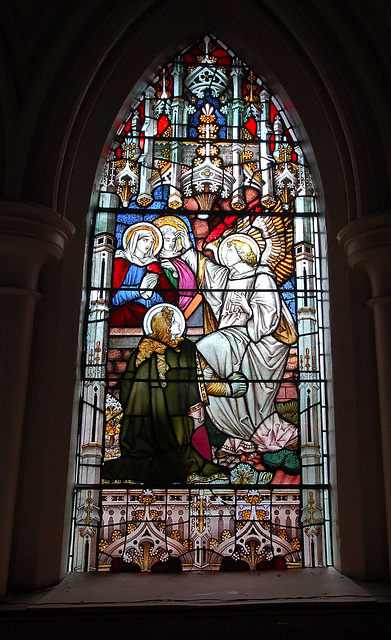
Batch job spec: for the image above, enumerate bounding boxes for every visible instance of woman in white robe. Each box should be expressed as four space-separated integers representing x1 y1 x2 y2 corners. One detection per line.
181 234 298 458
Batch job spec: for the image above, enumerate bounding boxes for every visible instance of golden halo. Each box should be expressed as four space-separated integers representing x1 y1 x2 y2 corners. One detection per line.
153 215 189 234
123 222 162 255
143 303 186 337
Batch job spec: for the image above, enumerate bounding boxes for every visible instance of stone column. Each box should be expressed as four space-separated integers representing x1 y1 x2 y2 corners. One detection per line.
0 201 74 597
338 212 391 577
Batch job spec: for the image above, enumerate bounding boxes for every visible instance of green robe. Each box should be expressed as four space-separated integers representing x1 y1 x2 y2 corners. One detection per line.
101 338 225 485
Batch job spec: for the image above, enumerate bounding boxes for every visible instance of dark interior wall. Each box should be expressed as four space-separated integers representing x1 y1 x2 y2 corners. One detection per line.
1 0 390 594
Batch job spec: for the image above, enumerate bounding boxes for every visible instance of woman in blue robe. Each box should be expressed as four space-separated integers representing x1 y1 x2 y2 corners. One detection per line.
110 222 178 327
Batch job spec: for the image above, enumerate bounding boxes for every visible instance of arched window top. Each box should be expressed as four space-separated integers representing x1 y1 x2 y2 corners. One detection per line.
99 34 315 214
72 34 330 575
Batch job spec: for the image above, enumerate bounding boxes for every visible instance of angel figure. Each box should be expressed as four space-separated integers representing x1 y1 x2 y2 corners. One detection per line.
180 217 299 469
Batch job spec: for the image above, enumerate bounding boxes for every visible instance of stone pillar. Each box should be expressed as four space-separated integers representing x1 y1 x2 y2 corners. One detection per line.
0 201 74 597
338 212 391 577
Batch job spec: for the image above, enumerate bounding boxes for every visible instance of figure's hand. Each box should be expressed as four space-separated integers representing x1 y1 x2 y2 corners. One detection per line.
161 259 178 277
204 241 219 260
231 292 252 316
178 229 192 251
139 272 159 299
227 372 248 398
231 381 248 397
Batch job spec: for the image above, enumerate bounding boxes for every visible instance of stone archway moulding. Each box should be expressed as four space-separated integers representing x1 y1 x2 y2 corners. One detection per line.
339 212 391 577
0 201 74 597
2 1 389 593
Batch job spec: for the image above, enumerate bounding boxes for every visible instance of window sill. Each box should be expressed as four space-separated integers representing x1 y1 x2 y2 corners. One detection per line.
2 567 390 609
2 570 391 640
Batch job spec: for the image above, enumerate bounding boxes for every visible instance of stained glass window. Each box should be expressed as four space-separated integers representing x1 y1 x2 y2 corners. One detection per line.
70 35 331 573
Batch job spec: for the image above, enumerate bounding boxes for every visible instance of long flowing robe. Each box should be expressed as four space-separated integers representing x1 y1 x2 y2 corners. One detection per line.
101 338 226 484
161 257 197 312
182 249 298 453
159 255 203 327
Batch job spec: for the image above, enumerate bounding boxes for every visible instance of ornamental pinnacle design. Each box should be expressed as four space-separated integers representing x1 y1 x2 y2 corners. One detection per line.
100 34 313 213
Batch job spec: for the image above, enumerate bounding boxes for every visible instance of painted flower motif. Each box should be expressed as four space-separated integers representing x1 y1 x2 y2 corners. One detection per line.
230 462 258 485
258 471 273 484
105 417 121 437
209 538 218 550
111 529 122 542
99 539 108 551
278 529 288 540
125 548 138 562
291 537 301 550
244 491 261 506
139 490 156 506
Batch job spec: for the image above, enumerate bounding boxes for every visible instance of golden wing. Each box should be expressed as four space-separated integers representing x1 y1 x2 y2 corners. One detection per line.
206 202 294 286
205 214 266 255
249 201 294 285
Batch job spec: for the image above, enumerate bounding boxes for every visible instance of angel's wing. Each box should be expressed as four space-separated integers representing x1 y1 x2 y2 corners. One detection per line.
204 200 294 285
252 211 294 285
233 203 294 285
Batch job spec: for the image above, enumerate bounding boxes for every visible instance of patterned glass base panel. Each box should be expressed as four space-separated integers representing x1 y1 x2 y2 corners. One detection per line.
69 487 329 572
98 488 301 571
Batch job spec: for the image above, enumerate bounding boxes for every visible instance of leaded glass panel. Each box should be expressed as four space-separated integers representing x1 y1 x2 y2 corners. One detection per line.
70 35 331 573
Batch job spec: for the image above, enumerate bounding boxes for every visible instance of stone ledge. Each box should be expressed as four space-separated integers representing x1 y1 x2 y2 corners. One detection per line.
1 570 391 640
2 567 389 608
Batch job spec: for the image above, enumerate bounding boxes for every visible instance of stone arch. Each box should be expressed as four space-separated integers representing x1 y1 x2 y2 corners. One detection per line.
3 1 389 594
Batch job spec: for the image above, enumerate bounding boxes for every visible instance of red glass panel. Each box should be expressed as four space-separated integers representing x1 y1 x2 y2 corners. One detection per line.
157 114 170 136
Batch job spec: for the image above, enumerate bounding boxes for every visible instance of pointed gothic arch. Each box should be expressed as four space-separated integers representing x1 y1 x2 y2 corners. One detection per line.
4 2 390 599
71 33 333 574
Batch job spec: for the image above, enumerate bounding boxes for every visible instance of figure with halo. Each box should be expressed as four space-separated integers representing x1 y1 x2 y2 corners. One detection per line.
153 215 202 325
180 231 298 466
102 303 247 484
110 222 178 327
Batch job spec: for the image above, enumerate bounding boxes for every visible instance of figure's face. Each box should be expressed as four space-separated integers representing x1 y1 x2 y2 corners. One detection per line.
170 315 181 338
136 233 154 256
163 230 176 253
225 243 241 267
